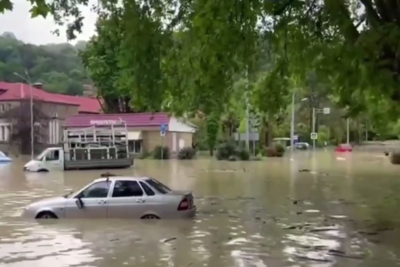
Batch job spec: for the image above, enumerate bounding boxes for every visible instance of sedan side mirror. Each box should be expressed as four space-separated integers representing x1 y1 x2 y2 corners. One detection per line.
75 198 84 209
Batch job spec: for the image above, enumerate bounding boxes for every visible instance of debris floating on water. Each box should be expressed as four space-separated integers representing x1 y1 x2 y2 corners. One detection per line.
328 215 348 220
309 225 340 232
161 237 177 243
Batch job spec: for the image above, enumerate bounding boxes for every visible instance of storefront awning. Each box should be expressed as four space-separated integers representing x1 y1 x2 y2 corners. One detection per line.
128 131 142 140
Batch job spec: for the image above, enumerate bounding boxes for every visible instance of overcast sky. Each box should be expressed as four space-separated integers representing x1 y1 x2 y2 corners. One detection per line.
0 0 97 45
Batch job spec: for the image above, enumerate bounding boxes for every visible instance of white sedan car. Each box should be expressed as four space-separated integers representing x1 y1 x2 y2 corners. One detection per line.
22 176 196 219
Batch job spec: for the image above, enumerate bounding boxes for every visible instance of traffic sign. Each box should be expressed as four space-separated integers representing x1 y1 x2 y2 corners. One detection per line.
310 132 318 140
323 107 330 114
293 135 298 141
160 123 167 136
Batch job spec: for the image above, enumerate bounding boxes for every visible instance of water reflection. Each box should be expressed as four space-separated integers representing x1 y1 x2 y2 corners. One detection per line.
0 152 398 266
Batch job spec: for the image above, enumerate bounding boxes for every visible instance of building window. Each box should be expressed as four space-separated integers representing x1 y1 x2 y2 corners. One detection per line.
0 126 4 141
128 140 142 154
0 124 10 141
0 104 4 113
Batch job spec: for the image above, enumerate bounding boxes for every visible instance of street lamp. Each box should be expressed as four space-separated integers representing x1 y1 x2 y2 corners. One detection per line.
13 71 34 160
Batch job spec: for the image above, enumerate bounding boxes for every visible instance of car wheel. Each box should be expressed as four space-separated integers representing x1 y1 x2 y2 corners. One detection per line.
36 211 58 219
37 169 49 172
141 214 160 220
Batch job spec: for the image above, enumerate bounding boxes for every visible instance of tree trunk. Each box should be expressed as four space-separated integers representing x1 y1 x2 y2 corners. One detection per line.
267 121 273 146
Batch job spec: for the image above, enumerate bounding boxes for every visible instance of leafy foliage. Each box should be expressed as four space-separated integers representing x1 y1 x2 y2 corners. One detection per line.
235 147 250 161
216 142 250 161
11 0 399 143
205 113 220 155
265 144 285 158
152 145 170 160
216 142 237 160
0 33 88 95
177 147 196 160
0 0 87 40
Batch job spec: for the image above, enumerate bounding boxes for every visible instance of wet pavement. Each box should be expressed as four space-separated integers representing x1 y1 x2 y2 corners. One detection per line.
0 150 400 266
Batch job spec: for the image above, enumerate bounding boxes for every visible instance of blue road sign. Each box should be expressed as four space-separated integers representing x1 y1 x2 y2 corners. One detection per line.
160 123 167 136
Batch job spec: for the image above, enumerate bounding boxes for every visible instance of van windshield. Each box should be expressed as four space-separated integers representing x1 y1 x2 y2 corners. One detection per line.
146 178 171 194
36 150 48 161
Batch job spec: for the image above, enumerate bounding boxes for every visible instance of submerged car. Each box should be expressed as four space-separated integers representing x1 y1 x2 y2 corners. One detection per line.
335 143 353 153
22 176 196 219
295 142 310 150
0 151 11 163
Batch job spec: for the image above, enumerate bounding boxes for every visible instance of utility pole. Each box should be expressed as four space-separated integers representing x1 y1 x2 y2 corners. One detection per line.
14 71 34 159
312 107 316 150
245 70 250 151
290 92 295 155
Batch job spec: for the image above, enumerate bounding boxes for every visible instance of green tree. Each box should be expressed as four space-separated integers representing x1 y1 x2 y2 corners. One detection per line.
0 32 87 96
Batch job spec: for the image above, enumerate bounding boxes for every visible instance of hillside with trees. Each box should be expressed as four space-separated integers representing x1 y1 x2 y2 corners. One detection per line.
0 32 89 96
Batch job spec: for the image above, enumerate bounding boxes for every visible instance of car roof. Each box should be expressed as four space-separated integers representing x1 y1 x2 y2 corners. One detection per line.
94 176 152 182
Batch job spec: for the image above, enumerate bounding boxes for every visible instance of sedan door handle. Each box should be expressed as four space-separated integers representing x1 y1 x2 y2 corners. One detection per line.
98 200 107 204
136 199 145 203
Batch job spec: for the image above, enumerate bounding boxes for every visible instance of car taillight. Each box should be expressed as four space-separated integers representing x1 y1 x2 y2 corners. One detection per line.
177 197 189 211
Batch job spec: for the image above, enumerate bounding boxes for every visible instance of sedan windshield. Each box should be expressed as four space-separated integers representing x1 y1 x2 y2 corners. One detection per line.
146 178 171 194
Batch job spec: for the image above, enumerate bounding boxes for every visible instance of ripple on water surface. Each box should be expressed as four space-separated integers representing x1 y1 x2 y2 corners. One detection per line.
0 155 399 267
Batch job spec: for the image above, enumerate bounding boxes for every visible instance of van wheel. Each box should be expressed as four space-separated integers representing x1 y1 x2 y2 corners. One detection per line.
36 211 58 219
37 169 49 172
141 214 160 220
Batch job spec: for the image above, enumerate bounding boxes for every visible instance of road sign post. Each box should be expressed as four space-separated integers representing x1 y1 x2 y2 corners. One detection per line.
310 107 330 150
310 132 318 141
160 123 166 160
249 113 259 155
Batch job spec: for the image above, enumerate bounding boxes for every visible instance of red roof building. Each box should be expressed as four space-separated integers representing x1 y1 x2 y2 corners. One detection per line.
65 113 169 127
0 82 101 113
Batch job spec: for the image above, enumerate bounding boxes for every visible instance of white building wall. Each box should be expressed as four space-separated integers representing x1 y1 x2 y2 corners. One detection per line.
167 117 196 133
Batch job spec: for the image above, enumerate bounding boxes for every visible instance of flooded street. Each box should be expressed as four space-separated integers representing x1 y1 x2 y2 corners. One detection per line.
0 151 400 267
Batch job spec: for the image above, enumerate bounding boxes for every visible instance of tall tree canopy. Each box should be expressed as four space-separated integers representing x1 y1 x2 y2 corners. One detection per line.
0 32 89 95
11 0 398 146
4 0 398 114
79 0 400 114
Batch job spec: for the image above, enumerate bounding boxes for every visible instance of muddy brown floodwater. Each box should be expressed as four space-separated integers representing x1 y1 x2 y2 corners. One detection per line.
0 150 400 267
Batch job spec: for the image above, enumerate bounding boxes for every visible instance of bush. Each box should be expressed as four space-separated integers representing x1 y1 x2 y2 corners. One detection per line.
390 152 400 164
216 142 236 160
265 144 285 157
178 147 197 160
152 146 170 159
275 144 285 156
228 155 237 161
216 142 250 161
137 150 151 159
235 147 250 161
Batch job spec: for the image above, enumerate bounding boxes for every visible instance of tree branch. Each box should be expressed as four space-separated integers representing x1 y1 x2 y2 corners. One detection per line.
323 0 359 42
359 0 382 27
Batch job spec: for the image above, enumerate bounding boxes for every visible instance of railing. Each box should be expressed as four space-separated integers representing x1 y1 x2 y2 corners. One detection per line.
63 123 129 152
